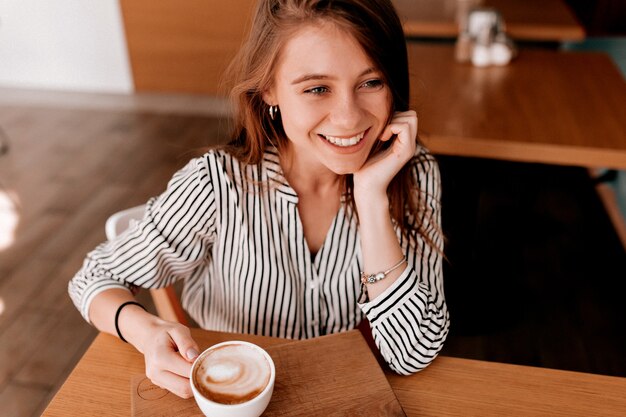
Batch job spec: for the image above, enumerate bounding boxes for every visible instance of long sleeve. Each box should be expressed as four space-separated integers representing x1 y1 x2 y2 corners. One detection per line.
358 150 449 374
68 156 217 323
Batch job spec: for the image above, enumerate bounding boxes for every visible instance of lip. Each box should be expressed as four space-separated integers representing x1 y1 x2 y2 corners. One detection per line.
317 128 371 153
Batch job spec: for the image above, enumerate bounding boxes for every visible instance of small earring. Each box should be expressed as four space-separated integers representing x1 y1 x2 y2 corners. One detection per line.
269 105 279 120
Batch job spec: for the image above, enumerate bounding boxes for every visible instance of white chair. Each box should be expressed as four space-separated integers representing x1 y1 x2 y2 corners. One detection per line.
105 205 188 324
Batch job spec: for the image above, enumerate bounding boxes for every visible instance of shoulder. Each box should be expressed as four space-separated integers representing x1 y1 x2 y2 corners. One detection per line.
195 148 248 180
197 147 274 190
166 149 237 191
201 148 234 169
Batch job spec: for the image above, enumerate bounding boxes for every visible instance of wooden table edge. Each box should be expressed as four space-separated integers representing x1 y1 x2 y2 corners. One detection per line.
424 136 626 170
42 330 626 416
402 22 585 42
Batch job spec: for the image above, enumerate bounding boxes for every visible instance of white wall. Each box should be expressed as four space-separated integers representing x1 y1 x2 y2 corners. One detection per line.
0 0 133 93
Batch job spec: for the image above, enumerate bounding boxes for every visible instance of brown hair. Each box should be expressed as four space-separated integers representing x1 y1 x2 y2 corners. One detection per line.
222 0 435 246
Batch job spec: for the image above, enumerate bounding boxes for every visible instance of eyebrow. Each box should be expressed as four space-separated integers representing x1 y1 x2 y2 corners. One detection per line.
290 67 378 85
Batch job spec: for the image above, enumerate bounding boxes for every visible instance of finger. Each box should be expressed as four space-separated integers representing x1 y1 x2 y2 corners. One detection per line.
390 111 418 137
378 131 393 142
152 370 194 399
169 325 201 362
391 109 417 120
380 122 413 144
379 123 398 142
151 338 194 378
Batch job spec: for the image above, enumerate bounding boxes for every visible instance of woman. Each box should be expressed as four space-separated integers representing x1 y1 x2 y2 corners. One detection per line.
69 0 449 399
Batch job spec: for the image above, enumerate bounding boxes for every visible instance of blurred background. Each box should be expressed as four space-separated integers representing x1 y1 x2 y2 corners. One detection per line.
0 1 625 416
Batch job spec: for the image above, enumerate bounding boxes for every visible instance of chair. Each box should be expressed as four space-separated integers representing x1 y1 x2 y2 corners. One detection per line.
105 205 188 325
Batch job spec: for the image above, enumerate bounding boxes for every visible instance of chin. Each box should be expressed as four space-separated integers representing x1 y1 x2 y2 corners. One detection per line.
326 161 366 175
324 148 373 175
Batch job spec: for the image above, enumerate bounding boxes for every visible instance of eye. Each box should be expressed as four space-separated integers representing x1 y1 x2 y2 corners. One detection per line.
360 79 384 90
304 86 329 95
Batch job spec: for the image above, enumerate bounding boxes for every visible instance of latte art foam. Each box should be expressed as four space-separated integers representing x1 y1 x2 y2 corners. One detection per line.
193 344 271 405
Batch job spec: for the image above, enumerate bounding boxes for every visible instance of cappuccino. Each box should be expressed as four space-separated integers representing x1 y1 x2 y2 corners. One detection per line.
192 343 272 405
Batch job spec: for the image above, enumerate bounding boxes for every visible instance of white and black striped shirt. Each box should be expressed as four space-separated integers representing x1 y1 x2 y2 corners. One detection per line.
69 146 449 374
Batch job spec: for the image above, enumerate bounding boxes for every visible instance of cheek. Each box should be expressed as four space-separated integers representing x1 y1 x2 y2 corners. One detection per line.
365 89 392 119
280 118 318 148
383 93 393 121
368 104 392 136
280 103 325 138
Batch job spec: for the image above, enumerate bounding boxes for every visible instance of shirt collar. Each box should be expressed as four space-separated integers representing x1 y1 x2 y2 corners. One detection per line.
263 148 299 204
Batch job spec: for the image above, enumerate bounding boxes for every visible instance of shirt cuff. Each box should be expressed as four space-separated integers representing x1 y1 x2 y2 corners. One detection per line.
80 280 134 324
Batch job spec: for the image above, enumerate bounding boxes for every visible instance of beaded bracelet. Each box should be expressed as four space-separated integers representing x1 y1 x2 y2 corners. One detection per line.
114 301 146 343
360 257 406 284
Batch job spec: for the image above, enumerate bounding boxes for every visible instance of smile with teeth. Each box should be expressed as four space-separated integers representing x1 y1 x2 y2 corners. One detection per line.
320 131 365 147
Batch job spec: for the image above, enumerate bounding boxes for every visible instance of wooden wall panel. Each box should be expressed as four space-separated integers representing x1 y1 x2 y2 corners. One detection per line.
119 0 255 95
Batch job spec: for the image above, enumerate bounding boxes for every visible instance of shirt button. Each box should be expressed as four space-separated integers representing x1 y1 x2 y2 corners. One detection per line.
309 282 316 290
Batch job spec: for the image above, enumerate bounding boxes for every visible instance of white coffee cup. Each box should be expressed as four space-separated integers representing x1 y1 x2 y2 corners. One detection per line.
190 341 275 417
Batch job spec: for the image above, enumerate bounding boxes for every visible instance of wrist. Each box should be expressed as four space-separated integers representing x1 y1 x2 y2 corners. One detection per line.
117 305 160 352
354 190 389 218
353 177 386 200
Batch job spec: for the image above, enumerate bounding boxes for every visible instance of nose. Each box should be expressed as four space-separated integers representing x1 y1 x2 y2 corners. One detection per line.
328 92 362 131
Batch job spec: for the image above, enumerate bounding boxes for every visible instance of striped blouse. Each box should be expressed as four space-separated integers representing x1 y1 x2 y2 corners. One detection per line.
68 146 449 374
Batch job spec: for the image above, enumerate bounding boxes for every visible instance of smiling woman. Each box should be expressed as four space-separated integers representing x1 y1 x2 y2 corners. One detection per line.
68 0 449 400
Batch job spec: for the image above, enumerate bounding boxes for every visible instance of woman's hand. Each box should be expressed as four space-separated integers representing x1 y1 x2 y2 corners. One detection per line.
87 290 200 399
132 317 200 399
353 110 418 198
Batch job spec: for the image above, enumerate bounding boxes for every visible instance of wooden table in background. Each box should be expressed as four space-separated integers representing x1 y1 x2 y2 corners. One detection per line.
42 329 626 416
394 0 585 41
408 43 626 170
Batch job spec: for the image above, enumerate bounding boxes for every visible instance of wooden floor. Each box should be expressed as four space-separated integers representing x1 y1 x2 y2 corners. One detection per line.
0 97 231 417
0 93 624 417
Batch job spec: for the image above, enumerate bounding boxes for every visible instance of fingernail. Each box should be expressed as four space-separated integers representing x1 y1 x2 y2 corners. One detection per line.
187 348 199 361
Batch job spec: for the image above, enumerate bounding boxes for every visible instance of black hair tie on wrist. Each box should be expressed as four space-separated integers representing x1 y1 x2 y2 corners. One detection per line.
115 301 146 343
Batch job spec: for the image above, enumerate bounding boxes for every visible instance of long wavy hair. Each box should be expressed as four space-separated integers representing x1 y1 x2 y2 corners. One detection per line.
222 0 435 245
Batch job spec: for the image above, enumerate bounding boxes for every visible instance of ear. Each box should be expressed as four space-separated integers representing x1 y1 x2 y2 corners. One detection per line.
262 88 276 106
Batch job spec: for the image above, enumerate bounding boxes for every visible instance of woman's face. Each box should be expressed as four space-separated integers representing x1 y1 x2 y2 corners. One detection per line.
265 23 392 175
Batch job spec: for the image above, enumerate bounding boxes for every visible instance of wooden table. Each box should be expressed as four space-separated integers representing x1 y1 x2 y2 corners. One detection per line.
394 0 585 41
42 329 626 416
408 43 626 170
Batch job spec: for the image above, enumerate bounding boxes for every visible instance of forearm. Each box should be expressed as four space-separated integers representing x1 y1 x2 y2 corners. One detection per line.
357 197 450 373
354 141 449 373
88 288 161 354
355 190 405 300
